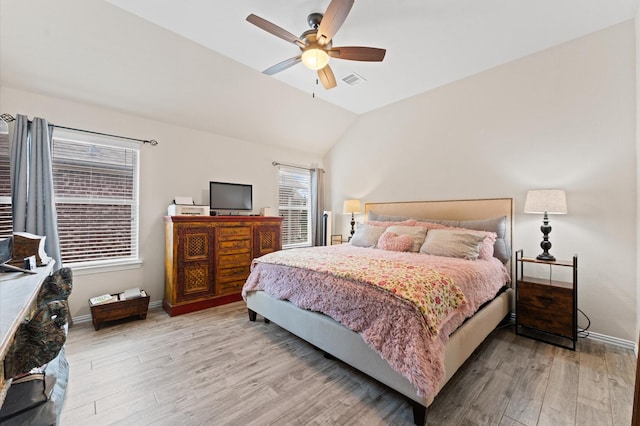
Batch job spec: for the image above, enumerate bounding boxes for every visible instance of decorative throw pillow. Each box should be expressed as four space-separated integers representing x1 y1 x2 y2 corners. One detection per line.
349 223 387 248
427 217 508 263
477 232 497 260
420 229 487 260
413 221 496 259
377 231 414 252
385 225 427 252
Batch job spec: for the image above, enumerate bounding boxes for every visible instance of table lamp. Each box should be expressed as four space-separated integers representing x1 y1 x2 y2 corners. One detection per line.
524 189 567 261
343 199 362 239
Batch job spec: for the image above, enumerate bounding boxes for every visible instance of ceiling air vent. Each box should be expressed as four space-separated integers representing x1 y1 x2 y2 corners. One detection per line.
342 72 366 87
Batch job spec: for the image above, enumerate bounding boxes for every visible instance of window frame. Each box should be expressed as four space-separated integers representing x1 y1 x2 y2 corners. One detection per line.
51 129 141 272
277 166 312 249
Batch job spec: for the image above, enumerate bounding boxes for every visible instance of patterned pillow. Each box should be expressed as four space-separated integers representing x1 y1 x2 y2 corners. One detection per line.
420 229 487 260
377 231 414 252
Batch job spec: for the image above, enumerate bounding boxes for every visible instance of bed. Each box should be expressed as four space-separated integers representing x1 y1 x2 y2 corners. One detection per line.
242 198 514 425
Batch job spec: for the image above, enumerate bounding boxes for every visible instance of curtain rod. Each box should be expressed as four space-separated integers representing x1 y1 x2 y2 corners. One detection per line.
272 161 324 172
0 113 158 146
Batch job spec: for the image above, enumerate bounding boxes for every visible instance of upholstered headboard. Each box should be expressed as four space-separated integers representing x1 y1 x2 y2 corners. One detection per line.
365 198 514 266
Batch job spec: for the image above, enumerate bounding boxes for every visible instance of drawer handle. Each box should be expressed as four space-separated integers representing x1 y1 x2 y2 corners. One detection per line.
537 296 553 306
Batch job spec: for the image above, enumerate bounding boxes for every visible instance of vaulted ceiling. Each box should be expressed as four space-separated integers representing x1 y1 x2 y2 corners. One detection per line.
1 0 636 155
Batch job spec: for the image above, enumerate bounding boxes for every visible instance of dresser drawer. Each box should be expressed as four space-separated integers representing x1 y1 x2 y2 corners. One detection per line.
517 280 573 313
218 252 252 268
517 304 574 337
218 226 251 240
217 239 251 254
217 279 245 295
217 265 250 283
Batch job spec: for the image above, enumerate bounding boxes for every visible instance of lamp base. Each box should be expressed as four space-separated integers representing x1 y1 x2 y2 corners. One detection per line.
350 213 356 237
536 252 556 262
536 212 555 262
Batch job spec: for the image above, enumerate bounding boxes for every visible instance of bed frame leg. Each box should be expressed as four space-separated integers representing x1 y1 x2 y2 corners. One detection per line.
410 401 427 426
248 309 257 322
248 309 271 323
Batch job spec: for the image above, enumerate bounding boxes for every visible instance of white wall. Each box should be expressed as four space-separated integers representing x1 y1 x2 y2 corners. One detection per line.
325 21 637 341
0 86 322 318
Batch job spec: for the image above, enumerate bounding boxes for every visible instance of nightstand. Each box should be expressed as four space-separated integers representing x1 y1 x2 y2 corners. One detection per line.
515 249 578 350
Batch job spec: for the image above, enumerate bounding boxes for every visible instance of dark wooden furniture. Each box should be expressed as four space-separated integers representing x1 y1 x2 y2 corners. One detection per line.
163 215 282 316
515 249 578 350
89 292 150 330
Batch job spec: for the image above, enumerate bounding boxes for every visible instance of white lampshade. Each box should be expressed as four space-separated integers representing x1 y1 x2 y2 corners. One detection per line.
524 189 568 214
343 199 362 214
301 48 330 70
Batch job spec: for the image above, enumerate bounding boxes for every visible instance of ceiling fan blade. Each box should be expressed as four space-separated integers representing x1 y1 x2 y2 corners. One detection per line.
316 0 354 46
328 46 386 62
317 65 337 89
246 14 305 48
263 56 302 75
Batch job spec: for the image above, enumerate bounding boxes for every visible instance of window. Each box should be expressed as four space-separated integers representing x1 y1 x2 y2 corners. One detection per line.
51 129 140 267
0 131 11 237
278 166 311 248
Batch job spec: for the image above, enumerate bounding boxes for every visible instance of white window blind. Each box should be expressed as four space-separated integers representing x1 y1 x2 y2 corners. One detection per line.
278 166 312 248
0 132 11 237
52 129 140 265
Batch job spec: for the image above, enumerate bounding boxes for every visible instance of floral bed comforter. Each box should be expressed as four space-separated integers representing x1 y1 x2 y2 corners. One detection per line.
242 244 510 397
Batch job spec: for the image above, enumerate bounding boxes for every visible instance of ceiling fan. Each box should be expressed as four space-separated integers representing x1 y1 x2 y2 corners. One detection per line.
246 0 386 90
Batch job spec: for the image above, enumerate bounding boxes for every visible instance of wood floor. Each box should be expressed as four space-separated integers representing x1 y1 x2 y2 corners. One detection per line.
60 302 636 426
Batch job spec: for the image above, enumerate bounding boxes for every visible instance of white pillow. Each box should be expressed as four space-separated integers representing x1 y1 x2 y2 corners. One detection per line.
420 229 486 260
385 225 427 252
350 223 387 248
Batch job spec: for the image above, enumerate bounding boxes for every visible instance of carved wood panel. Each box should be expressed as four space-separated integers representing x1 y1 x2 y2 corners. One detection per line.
176 226 215 302
253 224 282 258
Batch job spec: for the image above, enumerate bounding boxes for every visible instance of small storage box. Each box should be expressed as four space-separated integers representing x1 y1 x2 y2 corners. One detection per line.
89 291 149 330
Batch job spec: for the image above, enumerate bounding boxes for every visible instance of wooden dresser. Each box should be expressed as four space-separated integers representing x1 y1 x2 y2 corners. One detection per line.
163 215 282 316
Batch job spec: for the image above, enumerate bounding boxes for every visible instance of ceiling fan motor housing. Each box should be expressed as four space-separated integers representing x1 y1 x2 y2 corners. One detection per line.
307 13 323 29
246 0 384 90
300 30 332 50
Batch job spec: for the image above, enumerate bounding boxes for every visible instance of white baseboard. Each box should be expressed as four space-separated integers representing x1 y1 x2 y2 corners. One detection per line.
72 313 92 324
586 331 635 351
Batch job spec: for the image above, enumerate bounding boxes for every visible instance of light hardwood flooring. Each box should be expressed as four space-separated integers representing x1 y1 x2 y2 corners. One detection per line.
60 302 636 426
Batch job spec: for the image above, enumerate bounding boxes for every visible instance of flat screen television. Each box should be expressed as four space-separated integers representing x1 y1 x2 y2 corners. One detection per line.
209 181 253 212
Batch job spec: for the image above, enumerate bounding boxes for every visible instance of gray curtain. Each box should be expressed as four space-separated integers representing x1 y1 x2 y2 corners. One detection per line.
10 114 62 267
310 168 325 246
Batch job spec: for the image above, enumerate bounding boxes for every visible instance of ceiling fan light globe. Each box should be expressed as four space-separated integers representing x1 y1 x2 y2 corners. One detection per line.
301 48 329 70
